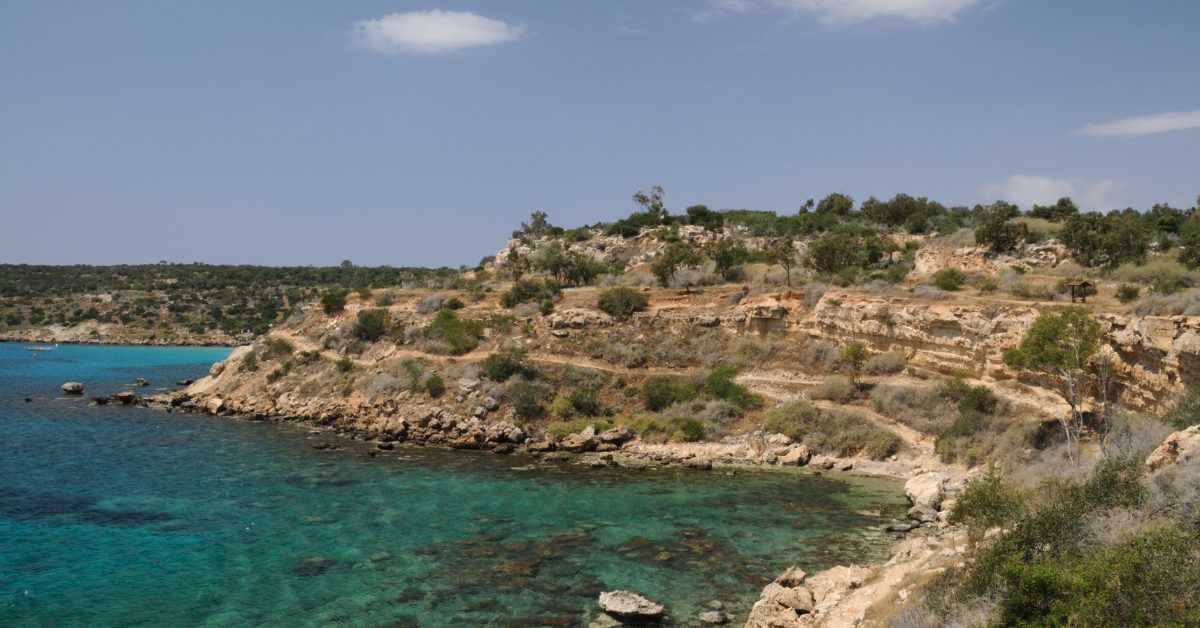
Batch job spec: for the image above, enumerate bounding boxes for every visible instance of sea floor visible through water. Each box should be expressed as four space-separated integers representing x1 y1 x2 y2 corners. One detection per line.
0 343 910 627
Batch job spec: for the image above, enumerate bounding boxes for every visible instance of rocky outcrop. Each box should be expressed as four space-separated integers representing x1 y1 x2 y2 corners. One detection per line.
1146 425 1200 470
799 294 1200 412
904 473 947 522
61 382 84 394
598 590 664 619
914 240 1070 275
561 426 598 452
546 309 614 330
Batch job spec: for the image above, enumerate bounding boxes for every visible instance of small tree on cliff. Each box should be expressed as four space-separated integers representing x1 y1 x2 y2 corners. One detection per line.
1002 306 1101 464
841 341 869 390
652 241 702 288
765 238 799 286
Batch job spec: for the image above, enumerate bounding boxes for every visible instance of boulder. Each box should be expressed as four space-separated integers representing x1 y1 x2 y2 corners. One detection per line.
112 391 138 405
1146 425 1200 470
206 397 226 414
759 583 814 612
176 379 194 386
598 425 634 445
131 378 149 387
908 503 939 523
805 565 871 605
457 377 481 392
779 445 811 466
682 457 712 470
807 455 835 470
773 566 807 588
698 610 727 624
767 434 793 446
209 362 225 377
543 453 570 462
598 590 664 619
561 430 598 453
61 382 84 395
492 443 515 454
482 397 500 411
904 473 948 511
527 439 557 452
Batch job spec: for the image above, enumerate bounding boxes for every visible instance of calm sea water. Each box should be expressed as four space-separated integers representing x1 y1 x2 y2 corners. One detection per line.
0 343 909 627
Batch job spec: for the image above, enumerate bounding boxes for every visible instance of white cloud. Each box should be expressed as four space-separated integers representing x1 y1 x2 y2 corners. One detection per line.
1072 110 1200 137
693 0 757 22
693 0 984 24
982 176 1120 212
352 10 522 55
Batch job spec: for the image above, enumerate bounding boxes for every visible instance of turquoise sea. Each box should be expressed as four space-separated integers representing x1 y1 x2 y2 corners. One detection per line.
0 343 909 627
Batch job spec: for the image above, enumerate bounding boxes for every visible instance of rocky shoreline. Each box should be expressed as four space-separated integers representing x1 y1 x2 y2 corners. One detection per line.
0 331 240 347
89 374 971 628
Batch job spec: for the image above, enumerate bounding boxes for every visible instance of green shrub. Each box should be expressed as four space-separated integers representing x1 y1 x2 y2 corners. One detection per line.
500 279 561 308
957 385 998 415
1115 284 1140 304
933 268 967 291
352 308 390 342
597 287 649 319
939 372 972 401
641 376 698 412
763 401 900 460
1165 383 1200 429
978 278 1000 294
425 374 445 398
670 418 705 442
266 360 293 383
705 365 763 409
262 337 294 359
238 352 259 372
321 291 348 315
539 299 555 316
356 286 372 299
445 298 465 310
422 308 486 355
948 470 1024 531
345 340 366 355
480 346 527 382
335 357 353 372
628 414 670 436
865 430 902 460
507 381 545 419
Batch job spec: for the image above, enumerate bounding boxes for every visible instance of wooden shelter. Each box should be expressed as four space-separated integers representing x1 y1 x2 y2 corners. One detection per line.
1067 280 1092 303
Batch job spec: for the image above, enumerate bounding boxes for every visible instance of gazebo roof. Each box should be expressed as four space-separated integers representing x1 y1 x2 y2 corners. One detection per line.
1066 280 1092 287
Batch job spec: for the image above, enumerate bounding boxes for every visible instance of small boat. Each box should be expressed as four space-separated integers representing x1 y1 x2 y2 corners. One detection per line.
25 346 54 352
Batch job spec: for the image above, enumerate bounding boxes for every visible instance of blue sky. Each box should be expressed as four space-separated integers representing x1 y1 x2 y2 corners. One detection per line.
1 1 1197 267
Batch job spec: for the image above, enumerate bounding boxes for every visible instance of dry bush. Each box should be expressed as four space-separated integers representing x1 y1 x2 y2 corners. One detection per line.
658 399 742 438
1113 254 1200 287
589 341 646 369
798 337 842 372
913 285 950 300
935 227 978 248
651 334 695 367
813 375 855 403
727 335 783 366
366 373 400 402
1105 411 1175 460
871 384 955 435
559 363 606 389
864 349 906 375
1132 290 1200 317
689 329 725 368
1011 216 1063 236
670 260 720 288
801 282 828 308
417 295 445 314
413 337 451 355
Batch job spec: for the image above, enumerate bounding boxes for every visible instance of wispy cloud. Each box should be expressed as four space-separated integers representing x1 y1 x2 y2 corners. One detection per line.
617 25 646 34
693 0 985 24
982 175 1120 212
1072 110 1200 137
352 10 522 55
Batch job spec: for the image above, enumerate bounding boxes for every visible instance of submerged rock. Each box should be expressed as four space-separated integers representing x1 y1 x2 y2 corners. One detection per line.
131 378 149 387
291 556 337 576
682 457 712 470
698 610 728 624
598 590 665 619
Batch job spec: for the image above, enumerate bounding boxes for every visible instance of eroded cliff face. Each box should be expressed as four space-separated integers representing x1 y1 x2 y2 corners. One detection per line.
790 294 1198 412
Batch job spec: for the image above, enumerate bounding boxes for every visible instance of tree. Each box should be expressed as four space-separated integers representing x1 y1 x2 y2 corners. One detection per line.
651 242 701 288
1060 210 1148 268
513 211 552 238
597 287 648 319
686 205 724 231
764 238 799 286
534 244 571 283
341 260 354 268
1029 197 1079 222
815 192 854 217
840 341 868 390
802 233 860 274
505 249 529 281
351 308 390 342
974 200 1029 253
704 238 749 281
1002 306 1102 464
632 186 666 216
